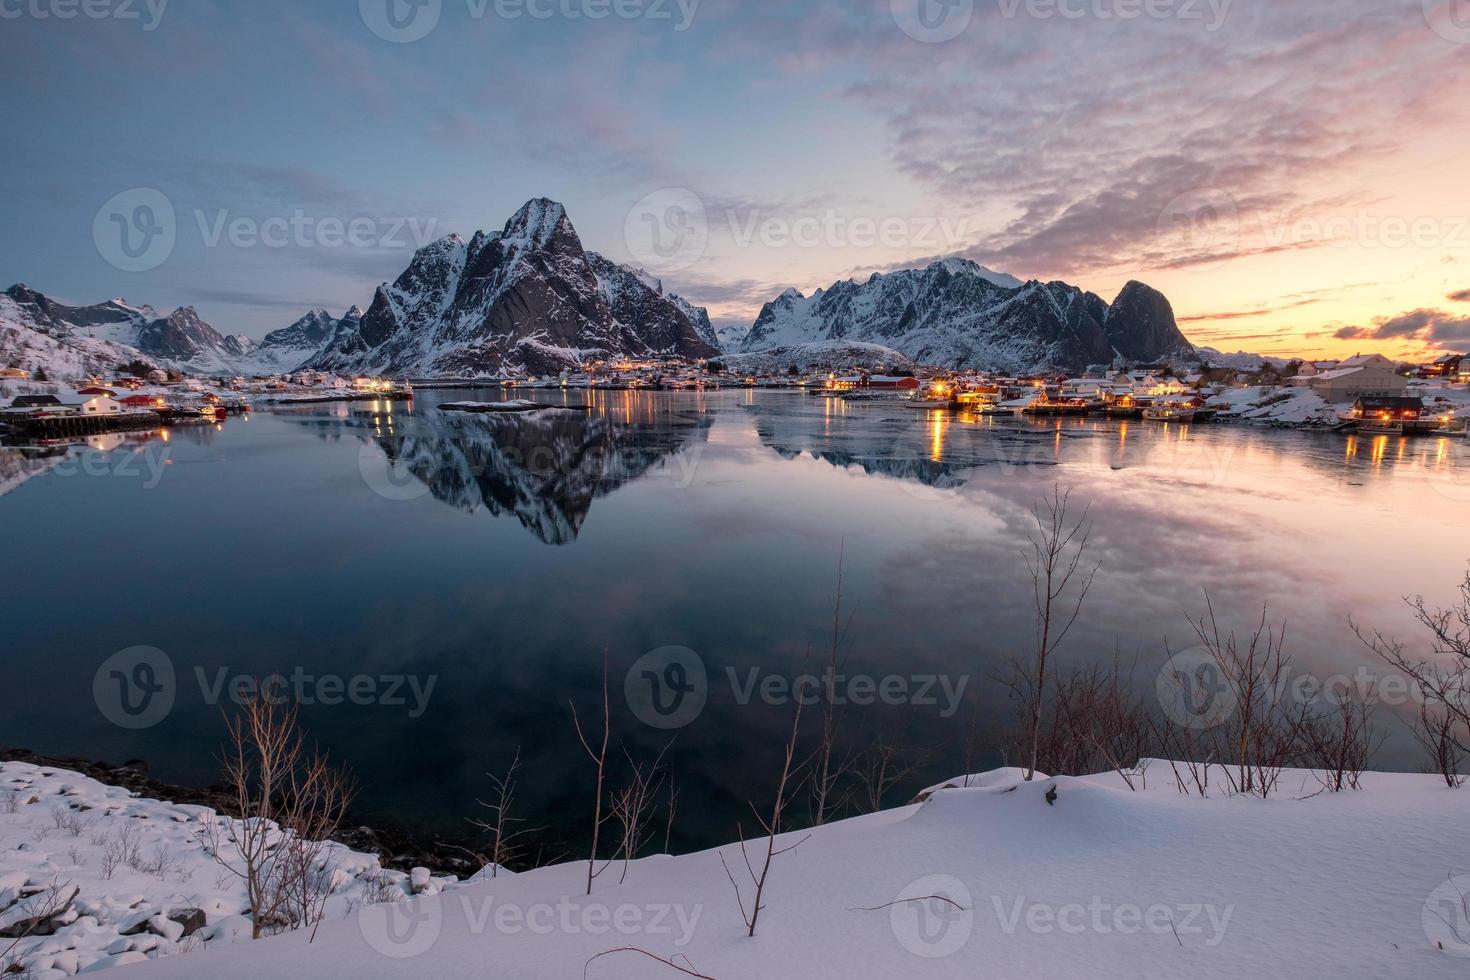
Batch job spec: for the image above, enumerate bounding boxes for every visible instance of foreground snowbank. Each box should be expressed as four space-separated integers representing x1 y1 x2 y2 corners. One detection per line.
29 762 1463 980
0 762 464 977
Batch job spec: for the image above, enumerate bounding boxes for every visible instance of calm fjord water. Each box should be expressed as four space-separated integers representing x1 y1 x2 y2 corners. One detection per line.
3 388 1468 852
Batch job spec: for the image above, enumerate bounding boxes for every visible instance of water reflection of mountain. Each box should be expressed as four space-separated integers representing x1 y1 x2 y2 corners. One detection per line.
0 429 173 497
0 446 67 496
742 400 1100 487
289 396 712 544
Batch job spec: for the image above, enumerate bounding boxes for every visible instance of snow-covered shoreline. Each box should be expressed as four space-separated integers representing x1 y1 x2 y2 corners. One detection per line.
0 761 472 977
5 759 1469 978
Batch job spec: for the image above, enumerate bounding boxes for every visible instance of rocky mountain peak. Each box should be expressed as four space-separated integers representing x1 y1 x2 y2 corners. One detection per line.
1104 281 1192 362
501 198 581 255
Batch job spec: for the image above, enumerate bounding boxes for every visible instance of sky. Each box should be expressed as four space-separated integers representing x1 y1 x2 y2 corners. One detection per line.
1 0 1468 359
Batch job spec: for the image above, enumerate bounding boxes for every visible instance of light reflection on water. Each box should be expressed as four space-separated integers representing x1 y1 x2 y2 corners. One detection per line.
2 388 1468 851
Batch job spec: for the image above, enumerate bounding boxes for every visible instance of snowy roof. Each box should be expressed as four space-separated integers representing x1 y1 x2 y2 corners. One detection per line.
1308 366 1366 382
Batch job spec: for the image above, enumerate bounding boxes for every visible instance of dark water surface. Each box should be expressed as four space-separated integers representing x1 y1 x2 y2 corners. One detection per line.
3 388 1468 855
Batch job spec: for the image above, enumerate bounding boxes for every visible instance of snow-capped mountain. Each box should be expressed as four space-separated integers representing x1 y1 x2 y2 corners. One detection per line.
1 283 255 376
250 306 364 373
1 296 163 382
304 198 719 377
713 322 750 351
741 259 1193 372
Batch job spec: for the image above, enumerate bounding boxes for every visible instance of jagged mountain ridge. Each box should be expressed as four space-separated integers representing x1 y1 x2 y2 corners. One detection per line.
304 198 719 377
6 200 1193 380
1 283 250 375
250 306 365 372
741 259 1193 372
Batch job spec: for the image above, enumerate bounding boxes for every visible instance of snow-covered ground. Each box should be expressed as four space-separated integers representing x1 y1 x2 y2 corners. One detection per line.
6 761 1468 979
0 762 461 978
1206 381 1470 428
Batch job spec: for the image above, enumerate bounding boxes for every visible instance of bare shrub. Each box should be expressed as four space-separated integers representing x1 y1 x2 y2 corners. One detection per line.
570 650 614 896
1412 702 1468 789
1300 695 1381 793
810 542 859 826
1356 569 1470 787
1049 654 1157 789
198 680 354 940
854 735 923 813
1186 601 1311 799
360 870 403 906
469 748 542 878
1013 486 1099 781
720 678 809 938
610 745 669 884
0 875 78 974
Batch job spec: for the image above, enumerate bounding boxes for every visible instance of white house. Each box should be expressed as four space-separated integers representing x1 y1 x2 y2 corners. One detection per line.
1307 354 1407 403
80 395 123 416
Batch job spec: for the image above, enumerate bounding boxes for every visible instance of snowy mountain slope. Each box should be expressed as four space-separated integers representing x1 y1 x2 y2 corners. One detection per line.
742 261 1193 373
118 765 1470 980
0 291 162 380
714 322 749 351
1 285 253 377
304 199 719 378
248 306 365 374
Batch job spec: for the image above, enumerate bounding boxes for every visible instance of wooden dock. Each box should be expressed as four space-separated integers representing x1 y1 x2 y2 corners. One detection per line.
6 411 163 439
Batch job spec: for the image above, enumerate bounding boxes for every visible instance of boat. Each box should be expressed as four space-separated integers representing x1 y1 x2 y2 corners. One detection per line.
1143 404 1197 422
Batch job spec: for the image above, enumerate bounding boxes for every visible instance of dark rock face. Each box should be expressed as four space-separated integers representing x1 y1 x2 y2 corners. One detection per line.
1104 280 1193 362
261 309 338 351
133 307 232 361
306 198 717 377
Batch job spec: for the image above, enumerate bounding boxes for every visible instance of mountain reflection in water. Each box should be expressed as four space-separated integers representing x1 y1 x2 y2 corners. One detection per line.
283 392 713 544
